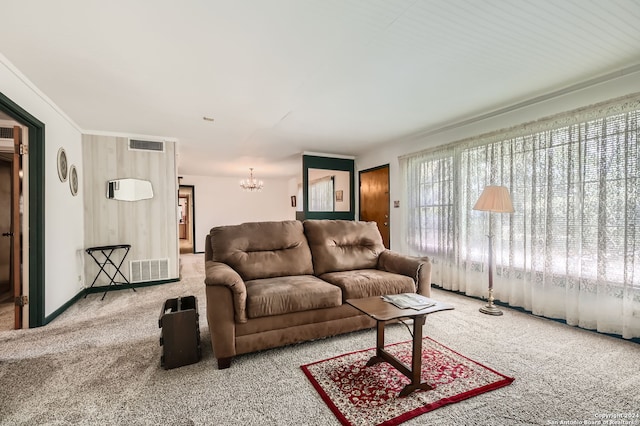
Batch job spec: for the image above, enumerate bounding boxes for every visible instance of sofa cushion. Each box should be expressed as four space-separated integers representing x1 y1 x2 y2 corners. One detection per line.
245 275 342 318
303 220 386 275
209 221 314 281
320 269 416 300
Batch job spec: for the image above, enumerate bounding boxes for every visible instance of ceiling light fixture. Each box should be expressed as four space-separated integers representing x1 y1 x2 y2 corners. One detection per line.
240 168 264 192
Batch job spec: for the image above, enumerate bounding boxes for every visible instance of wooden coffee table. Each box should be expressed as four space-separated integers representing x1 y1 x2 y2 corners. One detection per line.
347 295 454 397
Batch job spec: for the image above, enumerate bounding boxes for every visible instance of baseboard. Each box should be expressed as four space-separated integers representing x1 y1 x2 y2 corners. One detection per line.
84 278 180 294
43 290 85 325
43 278 180 326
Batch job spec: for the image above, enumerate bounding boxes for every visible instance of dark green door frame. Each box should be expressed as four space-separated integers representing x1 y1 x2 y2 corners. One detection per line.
0 92 45 327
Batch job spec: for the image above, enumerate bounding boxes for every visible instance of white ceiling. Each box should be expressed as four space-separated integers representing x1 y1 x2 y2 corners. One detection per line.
1 0 639 177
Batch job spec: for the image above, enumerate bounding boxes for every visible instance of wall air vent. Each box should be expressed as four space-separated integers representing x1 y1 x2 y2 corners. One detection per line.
0 127 14 139
128 139 165 153
129 258 170 283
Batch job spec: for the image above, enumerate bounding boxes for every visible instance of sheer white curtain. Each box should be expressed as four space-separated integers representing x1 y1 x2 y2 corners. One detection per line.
309 176 334 211
401 95 640 339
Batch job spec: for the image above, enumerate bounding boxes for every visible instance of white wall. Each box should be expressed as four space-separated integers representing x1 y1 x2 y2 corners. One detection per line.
356 71 640 253
180 175 296 253
288 176 302 212
0 53 85 318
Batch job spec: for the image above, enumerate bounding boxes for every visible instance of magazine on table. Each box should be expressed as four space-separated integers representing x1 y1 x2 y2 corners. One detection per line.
381 293 438 310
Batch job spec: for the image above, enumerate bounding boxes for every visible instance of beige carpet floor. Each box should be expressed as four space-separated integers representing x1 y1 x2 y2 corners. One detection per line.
0 254 638 425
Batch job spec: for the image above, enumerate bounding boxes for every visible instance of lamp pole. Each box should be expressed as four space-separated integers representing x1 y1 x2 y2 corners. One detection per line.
479 213 502 315
473 185 513 316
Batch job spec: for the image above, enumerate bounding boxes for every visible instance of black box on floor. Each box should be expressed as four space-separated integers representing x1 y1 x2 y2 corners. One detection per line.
159 296 201 369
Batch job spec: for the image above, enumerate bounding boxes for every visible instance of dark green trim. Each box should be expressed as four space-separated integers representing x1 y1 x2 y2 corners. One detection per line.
84 278 180 295
43 289 85 325
43 278 181 324
0 92 46 328
432 284 640 345
302 155 355 220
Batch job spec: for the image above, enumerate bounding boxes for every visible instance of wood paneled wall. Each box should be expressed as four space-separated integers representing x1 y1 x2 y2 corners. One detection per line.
82 135 178 285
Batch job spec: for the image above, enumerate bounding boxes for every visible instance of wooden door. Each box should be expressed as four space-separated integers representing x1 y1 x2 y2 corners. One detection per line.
11 126 22 328
359 165 390 248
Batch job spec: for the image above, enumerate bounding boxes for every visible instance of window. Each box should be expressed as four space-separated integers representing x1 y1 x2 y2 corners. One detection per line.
401 95 640 339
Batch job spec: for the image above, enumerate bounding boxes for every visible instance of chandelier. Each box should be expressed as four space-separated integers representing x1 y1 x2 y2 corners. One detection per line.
239 168 264 191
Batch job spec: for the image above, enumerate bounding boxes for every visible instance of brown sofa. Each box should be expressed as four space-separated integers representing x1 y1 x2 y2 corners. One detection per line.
204 219 431 369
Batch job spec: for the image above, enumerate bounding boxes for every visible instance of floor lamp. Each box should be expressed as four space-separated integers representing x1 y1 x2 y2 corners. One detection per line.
472 185 514 316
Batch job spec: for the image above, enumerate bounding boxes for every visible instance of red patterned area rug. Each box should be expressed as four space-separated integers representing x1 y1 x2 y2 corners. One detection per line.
301 337 514 426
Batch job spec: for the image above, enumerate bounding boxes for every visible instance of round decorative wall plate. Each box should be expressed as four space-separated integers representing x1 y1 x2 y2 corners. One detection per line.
69 165 78 196
57 147 68 182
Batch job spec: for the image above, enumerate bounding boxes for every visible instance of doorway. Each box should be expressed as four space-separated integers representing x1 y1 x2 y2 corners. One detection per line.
0 124 24 331
0 155 12 330
1 91 45 329
178 185 195 254
359 165 390 248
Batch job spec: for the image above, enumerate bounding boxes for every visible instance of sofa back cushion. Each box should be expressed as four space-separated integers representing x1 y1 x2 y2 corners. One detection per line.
209 221 314 281
303 220 386 275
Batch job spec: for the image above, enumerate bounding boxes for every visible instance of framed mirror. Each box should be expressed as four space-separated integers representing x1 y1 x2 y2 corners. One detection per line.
300 154 354 220
106 178 154 201
307 168 351 212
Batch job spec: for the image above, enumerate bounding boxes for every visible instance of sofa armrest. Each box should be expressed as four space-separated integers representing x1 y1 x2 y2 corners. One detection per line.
204 260 247 323
377 250 432 297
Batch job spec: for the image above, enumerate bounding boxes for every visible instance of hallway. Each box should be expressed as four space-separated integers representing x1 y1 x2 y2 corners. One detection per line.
0 289 12 331
179 238 193 254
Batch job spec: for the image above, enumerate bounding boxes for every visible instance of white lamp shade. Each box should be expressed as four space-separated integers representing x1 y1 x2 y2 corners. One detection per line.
473 186 514 213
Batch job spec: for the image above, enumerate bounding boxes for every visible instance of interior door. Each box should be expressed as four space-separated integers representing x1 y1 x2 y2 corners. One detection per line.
359 165 390 248
11 126 22 328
